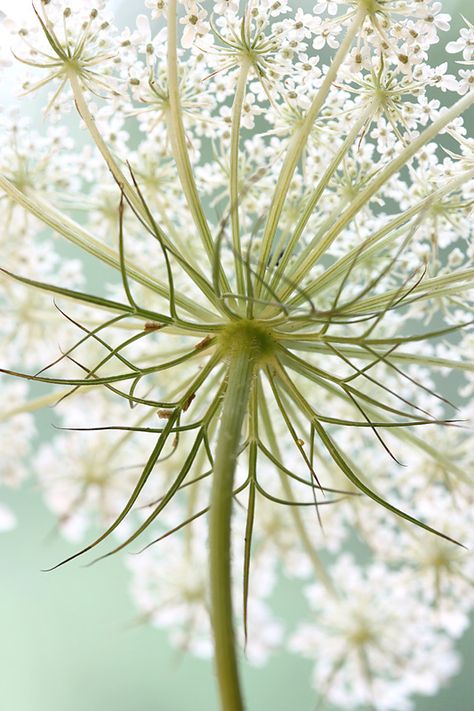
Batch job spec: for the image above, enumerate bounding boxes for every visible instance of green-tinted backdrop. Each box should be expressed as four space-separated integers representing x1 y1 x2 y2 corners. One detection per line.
0 0 473 709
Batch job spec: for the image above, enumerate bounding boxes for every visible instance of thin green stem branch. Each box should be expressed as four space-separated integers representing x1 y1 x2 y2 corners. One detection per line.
255 8 367 291
286 90 474 291
68 71 227 314
291 167 474 306
68 71 144 219
166 0 221 276
230 58 251 296
258 382 336 595
337 267 474 316
271 97 377 292
279 340 474 372
0 175 218 324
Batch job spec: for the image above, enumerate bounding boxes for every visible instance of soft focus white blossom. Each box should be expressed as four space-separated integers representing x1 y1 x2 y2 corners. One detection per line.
291 555 462 711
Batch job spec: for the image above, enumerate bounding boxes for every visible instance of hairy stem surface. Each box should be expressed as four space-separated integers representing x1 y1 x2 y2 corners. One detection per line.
210 347 255 711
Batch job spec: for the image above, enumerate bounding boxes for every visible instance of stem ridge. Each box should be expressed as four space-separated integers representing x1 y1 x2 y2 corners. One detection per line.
210 346 257 711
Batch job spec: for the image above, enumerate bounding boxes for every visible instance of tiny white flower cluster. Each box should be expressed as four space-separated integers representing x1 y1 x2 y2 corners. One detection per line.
291 555 462 710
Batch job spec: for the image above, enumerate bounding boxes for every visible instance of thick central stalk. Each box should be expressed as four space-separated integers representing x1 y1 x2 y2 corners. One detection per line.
210 338 259 711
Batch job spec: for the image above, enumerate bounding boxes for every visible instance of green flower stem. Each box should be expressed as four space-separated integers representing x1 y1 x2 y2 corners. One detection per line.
270 96 378 292
280 353 470 486
210 346 256 711
255 8 367 292
338 266 474 315
68 72 144 221
258 386 336 596
286 90 474 292
279 341 474 373
0 175 217 324
295 167 474 306
167 0 226 287
68 72 226 313
230 58 251 297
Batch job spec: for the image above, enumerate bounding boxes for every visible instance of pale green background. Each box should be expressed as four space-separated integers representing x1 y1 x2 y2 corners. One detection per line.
1 1 473 709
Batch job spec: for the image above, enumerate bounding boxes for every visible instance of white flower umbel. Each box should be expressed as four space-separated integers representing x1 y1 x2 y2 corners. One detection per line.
0 2 473 710
290 555 461 711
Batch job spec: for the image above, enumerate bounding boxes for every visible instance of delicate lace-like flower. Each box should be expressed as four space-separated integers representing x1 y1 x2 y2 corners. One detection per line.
291 556 461 711
0 2 473 710
179 3 209 48
8 2 119 112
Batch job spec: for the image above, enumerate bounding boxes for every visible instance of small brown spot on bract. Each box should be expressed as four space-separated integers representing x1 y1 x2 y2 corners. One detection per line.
183 394 196 412
195 335 212 350
144 321 164 331
158 409 173 419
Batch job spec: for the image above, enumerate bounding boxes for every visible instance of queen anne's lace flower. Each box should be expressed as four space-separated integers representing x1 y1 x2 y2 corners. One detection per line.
0 1 473 709
7 2 119 113
291 556 461 711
